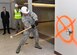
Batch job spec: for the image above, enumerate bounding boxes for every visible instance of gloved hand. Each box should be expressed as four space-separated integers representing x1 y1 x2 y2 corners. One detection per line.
31 25 35 28
35 21 38 26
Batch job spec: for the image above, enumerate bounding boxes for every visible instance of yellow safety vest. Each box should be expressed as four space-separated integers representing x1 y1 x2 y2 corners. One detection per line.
14 9 22 19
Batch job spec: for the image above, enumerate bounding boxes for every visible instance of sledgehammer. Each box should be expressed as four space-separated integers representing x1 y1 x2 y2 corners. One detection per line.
10 27 31 38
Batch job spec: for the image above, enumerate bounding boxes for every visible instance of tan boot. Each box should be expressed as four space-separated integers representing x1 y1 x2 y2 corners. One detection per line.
16 46 21 54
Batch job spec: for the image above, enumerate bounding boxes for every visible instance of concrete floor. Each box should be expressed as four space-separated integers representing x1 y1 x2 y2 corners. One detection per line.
0 30 55 55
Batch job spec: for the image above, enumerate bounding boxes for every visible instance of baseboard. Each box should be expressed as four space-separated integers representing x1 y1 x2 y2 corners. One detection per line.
54 51 62 55
0 28 15 30
10 28 15 30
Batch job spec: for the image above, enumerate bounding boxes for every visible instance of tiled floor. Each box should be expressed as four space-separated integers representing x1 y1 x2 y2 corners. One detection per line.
0 30 55 55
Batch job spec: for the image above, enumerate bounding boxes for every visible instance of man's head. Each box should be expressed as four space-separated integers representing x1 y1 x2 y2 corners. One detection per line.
3 6 6 12
20 6 29 16
15 4 18 8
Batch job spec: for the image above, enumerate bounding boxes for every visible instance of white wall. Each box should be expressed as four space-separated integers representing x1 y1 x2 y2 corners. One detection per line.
55 0 77 55
0 0 11 3
28 0 32 12
10 2 16 29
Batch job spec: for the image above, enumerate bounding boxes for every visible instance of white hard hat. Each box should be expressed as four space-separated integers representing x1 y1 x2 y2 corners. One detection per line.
15 4 18 7
20 6 29 14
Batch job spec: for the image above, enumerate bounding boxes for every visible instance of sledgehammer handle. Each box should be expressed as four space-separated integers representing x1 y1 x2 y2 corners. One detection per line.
12 27 31 37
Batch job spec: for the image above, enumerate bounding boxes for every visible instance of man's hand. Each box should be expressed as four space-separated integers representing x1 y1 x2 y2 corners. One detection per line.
31 25 35 28
35 21 38 26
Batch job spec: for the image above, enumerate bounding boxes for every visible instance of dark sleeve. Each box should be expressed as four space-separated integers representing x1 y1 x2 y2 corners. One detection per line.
1 12 3 19
7 11 10 18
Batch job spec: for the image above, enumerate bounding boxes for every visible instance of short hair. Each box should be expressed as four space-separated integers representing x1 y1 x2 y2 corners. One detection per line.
3 6 6 9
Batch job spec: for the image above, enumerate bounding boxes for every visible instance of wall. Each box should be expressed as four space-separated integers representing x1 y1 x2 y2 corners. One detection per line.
55 0 77 55
33 7 54 21
0 0 11 2
33 7 54 37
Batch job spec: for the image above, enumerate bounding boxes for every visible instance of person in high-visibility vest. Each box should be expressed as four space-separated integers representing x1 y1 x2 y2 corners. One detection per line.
14 4 22 33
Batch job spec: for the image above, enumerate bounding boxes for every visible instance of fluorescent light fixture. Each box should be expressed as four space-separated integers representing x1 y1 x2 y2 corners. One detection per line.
32 3 55 7
24 3 55 8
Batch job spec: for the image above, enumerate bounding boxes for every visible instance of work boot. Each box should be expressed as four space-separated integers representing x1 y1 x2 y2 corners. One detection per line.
29 33 34 39
29 37 34 39
3 33 6 35
35 43 42 49
16 46 21 54
8 32 11 34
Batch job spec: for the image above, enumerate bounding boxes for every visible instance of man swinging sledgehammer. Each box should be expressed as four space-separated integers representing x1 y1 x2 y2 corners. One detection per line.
16 6 42 54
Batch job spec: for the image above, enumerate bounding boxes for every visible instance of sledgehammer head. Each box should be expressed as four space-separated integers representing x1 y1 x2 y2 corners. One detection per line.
10 36 13 38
